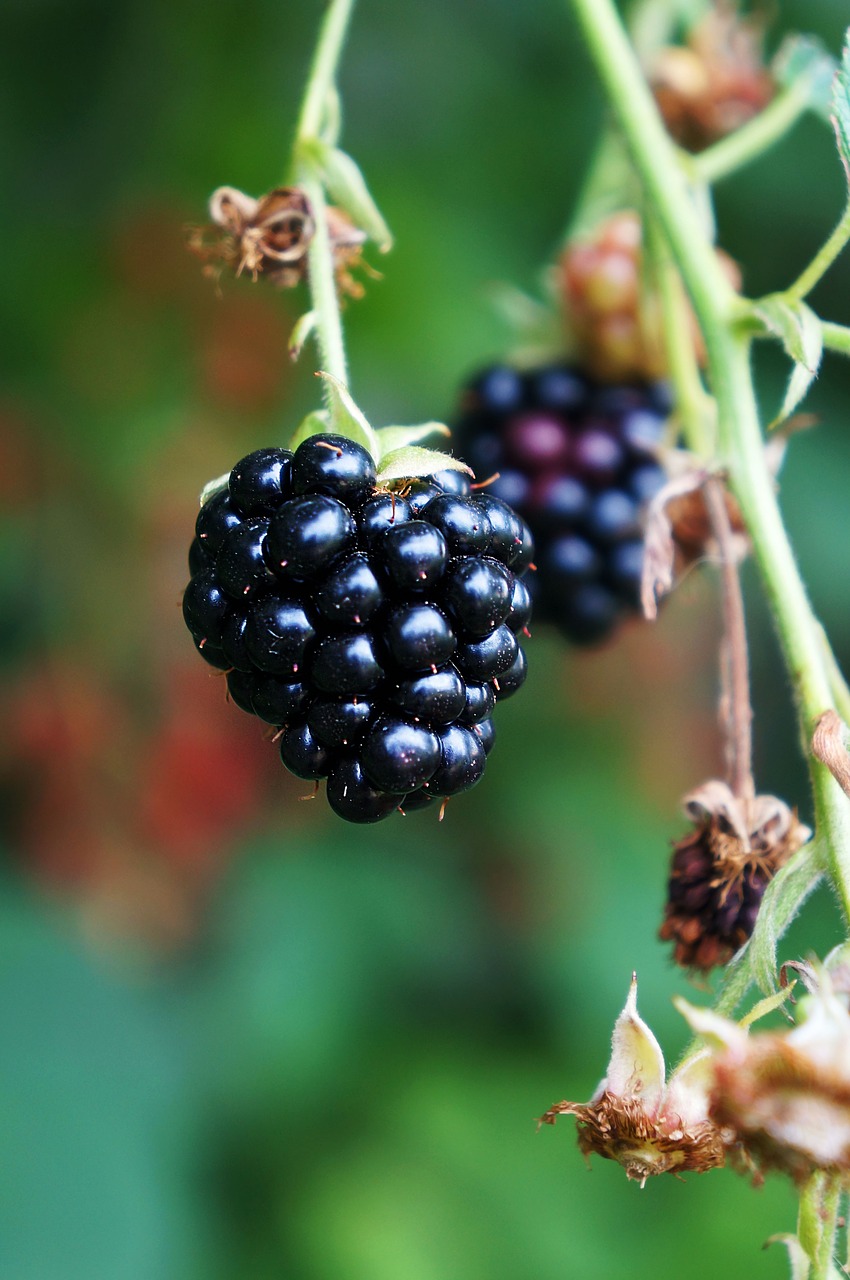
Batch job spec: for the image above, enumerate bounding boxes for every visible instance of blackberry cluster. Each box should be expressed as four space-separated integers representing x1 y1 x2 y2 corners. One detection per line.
455 363 670 644
183 434 533 823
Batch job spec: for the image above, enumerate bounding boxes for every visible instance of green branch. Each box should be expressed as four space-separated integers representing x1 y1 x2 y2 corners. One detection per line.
690 79 813 185
289 0 356 400
786 200 850 303
821 319 850 357
566 0 850 934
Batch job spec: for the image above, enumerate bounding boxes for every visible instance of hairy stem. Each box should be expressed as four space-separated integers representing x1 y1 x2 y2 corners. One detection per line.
645 210 713 456
290 0 356 399
800 1172 843 1280
567 0 850 928
821 320 850 357
691 80 813 185
786 200 850 304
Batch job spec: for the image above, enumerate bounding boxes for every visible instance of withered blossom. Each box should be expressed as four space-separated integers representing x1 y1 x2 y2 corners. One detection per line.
649 5 774 152
186 185 368 295
659 781 810 972
539 975 726 1186
681 974 850 1181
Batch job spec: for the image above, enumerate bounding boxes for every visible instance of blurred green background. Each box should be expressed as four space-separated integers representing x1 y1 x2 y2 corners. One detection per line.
3 0 850 1276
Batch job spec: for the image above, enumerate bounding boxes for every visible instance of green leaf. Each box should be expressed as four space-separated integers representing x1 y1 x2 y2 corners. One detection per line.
752 295 823 426
375 423 450 460
773 34 837 122
376 447 473 485
832 29 850 183
288 408 333 453
315 372 381 459
199 471 229 506
314 143 393 252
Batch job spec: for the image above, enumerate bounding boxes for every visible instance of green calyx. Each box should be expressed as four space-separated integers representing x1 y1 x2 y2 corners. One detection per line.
288 371 472 485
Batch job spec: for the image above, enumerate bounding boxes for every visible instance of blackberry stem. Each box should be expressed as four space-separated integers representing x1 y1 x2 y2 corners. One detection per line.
645 208 713 456
289 0 356 401
821 320 850 357
566 0 850 939
703 477 754 807
785 199 850 304
799 1172 843 1280
689 78 813 186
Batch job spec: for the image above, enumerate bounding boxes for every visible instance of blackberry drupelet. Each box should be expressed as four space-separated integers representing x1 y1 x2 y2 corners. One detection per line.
183 433 533 823
455 362 670 645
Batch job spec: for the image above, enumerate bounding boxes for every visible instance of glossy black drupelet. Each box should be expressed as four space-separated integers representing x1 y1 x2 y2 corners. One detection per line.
455 363 670 644
183 433 532 823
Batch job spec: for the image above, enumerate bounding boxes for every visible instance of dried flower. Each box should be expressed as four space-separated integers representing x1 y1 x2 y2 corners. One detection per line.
186 185 368 294
681 972 850 1181
649 5 774 152
659 781 810 972
539 975 726 1185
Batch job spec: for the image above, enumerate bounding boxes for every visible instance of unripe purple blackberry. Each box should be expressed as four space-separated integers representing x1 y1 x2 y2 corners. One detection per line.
456 362 670 645
183 432 533 823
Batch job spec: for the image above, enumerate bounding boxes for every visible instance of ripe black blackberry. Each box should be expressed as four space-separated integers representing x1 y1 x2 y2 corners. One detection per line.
454 363 670 644
183 433 533 823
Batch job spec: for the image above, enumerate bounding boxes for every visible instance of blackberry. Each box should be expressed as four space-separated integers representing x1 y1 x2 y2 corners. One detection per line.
183 432 533 823
455 361 670 646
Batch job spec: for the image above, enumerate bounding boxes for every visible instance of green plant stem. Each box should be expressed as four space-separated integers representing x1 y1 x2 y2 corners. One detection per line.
799 1172 843 1280
821 321 850 357
289 0 356 399
645 209 712 455
567 0 850 931
294 0 354 144
690 80 813 185
786 200 850 303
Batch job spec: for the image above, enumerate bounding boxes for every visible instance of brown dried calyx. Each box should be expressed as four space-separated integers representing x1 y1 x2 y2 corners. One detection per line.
648 4 774 152
659 781 810 972
539 976 726 1185
186 186 368 294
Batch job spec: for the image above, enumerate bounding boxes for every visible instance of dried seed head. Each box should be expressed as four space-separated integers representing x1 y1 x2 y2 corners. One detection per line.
659 781 810 972
539 975 726 1185
681 970 850 1182
649 5 774 152
186 185 369 296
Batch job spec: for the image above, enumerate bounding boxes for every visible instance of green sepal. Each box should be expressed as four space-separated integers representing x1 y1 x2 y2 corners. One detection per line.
315 371 381 458
375 423 450 457
289 310 317 361
832 29 850 183
765 1232 844 1280
773 34 837 123
376 447 473 485
199 471 230 507
752 295 823 426
748 840 823 996
288 408 333 454
309 140 393 252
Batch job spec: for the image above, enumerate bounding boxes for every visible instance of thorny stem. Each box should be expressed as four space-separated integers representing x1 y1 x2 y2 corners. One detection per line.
690 79 813 185
566 0 850 935
703 478 754 807
785 200 850 304
290 0 356 399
